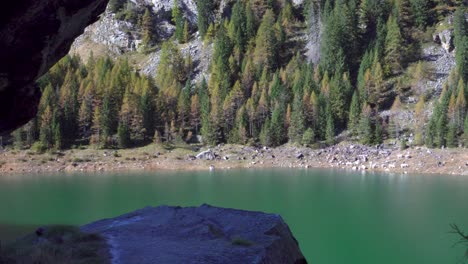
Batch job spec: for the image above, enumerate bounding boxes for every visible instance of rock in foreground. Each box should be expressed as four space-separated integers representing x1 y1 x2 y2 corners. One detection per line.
82 204 307 264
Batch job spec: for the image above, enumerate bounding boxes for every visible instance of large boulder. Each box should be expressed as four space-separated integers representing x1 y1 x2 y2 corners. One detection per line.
82 204 307 264
196 149 217 160
0 0 109 135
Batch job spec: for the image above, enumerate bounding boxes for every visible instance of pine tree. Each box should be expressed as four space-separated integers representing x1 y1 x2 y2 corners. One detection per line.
108 0 125 13
142 8 155 47
348 90 361 136
325 103 335 145
397 0 414 44
245 0 256 40
384 15 404 75
411 0 435 29
183 20 190 43
172 0 184 43
414 96 426 145
374 117 383 144
117 122 131 148
270 103 286 146
40 106 54 148
359 104 373 145
463 114 468 146
302 127 315 146
446 121 458 147
197 0 213 38
288 94 305 144
253 9 277 72
456 36 468 82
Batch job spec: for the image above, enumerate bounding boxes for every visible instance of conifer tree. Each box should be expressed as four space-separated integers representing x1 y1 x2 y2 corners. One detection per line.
325 103 335 145
414 96 426 145
270 103 286 146
302 128 315 146
463 114 468 146
183 20 190 43
197 0 213 38
359 104 373 145
40 106 54 148
172 0 184 43
397 0 414 44
142 8 155 47
288 94 305 144
447 121 458 147
348 90 361 136
384 15 404 75
253 9 277 72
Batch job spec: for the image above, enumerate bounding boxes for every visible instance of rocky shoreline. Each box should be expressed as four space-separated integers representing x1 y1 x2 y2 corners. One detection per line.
0 143 467 176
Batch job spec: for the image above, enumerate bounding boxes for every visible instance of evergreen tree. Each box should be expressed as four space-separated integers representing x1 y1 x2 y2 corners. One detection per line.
446 121 458 147
183 20 190 43
463 114 468 146
39 106 54 148
288 94 305 144
384 15 404 75
253 9 277 72
348 90 361 136
414 95 425 145
359 104 373 145
397 0 414 44
325 103 335 145
197 0 213 38
117 122 131 148
142 8 155 47
411 0 435 29
172 0 184 43
270 104 286 146
108 0 125 13
302 127 315 146
456 36 468 82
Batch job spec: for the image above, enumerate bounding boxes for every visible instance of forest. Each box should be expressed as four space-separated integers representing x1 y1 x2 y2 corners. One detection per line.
8 0 468 151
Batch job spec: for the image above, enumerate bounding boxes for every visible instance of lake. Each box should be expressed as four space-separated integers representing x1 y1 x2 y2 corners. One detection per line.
0 169 467 263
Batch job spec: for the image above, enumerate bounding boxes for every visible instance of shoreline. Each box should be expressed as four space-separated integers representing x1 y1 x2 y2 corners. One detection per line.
0 143 467 176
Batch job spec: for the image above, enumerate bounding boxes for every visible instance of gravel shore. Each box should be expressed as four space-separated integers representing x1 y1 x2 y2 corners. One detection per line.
1 143 467 176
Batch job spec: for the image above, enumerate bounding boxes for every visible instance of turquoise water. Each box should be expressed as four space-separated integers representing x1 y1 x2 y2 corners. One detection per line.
0 169 467 263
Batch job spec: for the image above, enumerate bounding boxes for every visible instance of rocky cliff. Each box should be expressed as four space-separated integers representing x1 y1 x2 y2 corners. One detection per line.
82 204 307 264
0 0 109 135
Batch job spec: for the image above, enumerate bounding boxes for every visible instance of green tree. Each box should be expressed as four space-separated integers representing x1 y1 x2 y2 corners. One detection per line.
172 0 184 43
142 8 155 47
196 0 213 38
302 127 315 146
384 15 404 75
253 9 277 72
288 94 305 144
108 0 125 13
325 103 335 145
359 104 374 145
348 90 361 136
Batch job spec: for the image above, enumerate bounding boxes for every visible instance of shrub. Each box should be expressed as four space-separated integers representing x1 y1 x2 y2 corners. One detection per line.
31 142 47 154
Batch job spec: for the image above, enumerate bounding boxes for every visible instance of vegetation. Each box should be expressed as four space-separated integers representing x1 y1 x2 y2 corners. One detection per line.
5 0 468 151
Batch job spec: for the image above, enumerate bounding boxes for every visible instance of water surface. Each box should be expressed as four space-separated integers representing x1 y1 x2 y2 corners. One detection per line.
0 169 467 263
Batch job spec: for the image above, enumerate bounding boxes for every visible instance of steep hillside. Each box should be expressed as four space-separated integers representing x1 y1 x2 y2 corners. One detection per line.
5 0 468 153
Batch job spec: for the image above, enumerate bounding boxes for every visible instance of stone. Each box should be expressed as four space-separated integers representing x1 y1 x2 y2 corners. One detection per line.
196 149 216 160
82 204 307 264
0 0 109 134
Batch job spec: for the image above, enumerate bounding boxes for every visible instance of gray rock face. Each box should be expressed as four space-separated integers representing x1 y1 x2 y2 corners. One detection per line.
196 149 217 160
82 204 307 264
433 29 454 53
0 0 109 135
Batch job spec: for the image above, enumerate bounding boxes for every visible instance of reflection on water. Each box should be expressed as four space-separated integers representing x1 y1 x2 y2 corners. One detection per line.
0 169 467 264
